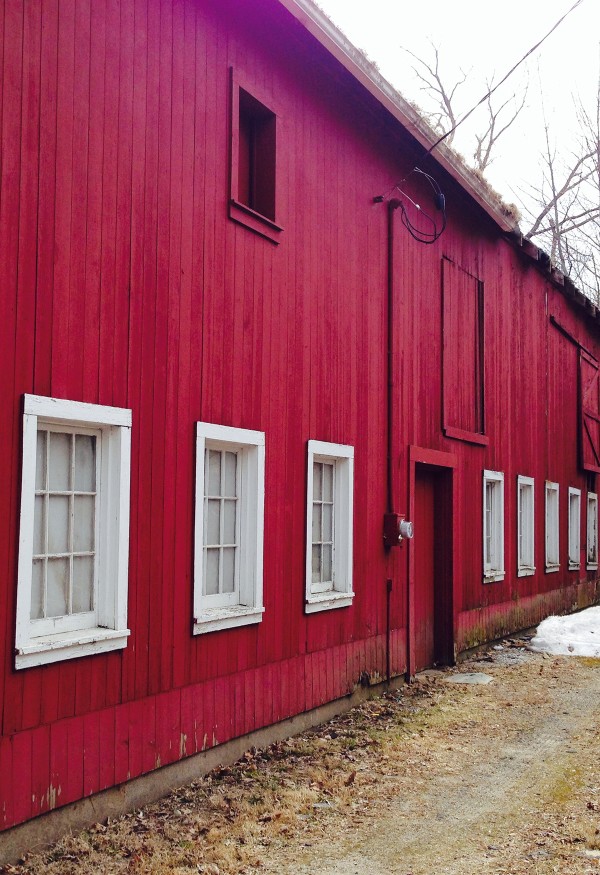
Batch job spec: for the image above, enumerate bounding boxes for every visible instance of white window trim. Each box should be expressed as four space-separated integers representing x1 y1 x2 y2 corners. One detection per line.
545 482 560 572
587 492 598 571
568 486 581 570
305 440 354 613
517 475 535 577
483 469 504 582
16 395 132 669
194 422 265 634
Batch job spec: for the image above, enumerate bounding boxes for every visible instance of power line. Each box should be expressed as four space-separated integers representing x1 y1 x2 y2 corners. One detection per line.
421 0 585 160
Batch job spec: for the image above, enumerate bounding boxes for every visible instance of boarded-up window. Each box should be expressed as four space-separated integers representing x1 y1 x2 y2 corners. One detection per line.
579 349 600 473
442 258 485 444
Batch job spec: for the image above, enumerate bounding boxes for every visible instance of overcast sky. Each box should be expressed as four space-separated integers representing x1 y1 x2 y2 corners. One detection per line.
315 0 599 216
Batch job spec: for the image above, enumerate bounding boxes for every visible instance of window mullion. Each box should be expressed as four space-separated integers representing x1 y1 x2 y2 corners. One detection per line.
331 466 336 585
68 434 75 616
219 450 225 596
235 450 241 599
43 431 49 619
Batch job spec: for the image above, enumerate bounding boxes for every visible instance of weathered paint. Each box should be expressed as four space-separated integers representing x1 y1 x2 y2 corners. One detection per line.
0 0 598 836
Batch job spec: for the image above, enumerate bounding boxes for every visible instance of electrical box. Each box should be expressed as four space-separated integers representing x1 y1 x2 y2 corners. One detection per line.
383 513 414 548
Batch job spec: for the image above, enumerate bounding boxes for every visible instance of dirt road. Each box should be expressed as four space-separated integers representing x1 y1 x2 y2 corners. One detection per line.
4 641 600 875
263 646 600 875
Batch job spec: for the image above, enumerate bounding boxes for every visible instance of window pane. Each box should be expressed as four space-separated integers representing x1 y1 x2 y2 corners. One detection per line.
223 499 236 544
74 435 96 492
34 495 45 556
46 558 69 617
312 544 321 583
73 495 95 552
72 556 94 613
322 544 333 582
322 504 333 542
48 432 71 491
30 558 44 620
205 548 219 595
323 463 334 502
312 503 322 543
35 430 47 491
207 450 221 496
313 463 322 501
222 547 236 593
207 499 220 545
223 452 237 498
47 495 69 554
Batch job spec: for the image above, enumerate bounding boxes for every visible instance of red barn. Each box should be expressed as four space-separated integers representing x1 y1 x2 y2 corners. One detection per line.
1 0 599 853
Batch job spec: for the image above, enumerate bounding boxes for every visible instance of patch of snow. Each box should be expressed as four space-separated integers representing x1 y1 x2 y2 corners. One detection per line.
530 606 600 657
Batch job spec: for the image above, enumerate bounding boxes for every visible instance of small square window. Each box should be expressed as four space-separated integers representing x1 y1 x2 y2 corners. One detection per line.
305 440 354 613
194 422 265 633
568 487 581 570
15 395 132 669
483 470 504 582
545 481 560 572
587 492 598 570
229 70 282 243
517 475 535 577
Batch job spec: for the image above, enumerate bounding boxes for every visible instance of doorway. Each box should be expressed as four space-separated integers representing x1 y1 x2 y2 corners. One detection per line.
413 463 454 671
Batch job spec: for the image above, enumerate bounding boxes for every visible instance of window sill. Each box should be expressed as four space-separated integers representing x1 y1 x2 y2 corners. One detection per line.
193 605 264 635
587 563 598 571
568 561 581 571
517 566 536 577
15 627 130 669
444 426 488 447
545 564 560 573
229 199 283 244
305 591 354 614
483 572 504 583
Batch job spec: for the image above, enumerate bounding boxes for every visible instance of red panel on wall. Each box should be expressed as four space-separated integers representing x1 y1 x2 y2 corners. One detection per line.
580 349 600 473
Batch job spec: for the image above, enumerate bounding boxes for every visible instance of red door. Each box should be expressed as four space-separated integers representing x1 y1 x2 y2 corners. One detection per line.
414 470 436 671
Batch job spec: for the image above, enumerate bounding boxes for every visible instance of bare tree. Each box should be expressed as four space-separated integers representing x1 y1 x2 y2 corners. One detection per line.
404 43 600 303
403 44 527 170
521 85 600 303
472 83 528 172
402 43 466 145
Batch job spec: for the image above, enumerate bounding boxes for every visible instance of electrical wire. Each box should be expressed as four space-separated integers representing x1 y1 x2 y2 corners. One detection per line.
375 0 584 245
393 168 447 244
421 0 584 159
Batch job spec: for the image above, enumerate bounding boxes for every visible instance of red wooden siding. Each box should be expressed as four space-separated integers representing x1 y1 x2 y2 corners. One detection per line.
0 0 599 834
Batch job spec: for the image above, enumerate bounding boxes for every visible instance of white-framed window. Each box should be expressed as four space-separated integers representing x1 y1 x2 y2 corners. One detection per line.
517 475 535 576
305 440 354 613
194 422 265 634
483 469 504 582
15 395 132 669
587 492 598 570
545 481 560 572
568 487 581 570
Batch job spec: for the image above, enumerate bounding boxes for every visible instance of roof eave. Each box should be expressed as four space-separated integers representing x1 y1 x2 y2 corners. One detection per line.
279 0 519 234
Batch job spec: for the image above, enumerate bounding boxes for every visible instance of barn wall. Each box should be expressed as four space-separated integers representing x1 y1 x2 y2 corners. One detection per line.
0 0 598 832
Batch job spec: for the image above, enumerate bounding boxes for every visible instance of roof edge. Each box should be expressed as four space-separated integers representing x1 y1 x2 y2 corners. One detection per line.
277 0 599 328
278 0 519 234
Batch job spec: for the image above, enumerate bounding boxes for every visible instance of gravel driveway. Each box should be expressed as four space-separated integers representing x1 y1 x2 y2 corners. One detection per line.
3 638 600 875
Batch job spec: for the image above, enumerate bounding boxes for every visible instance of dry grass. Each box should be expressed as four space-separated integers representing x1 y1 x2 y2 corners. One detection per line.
0 681 449 875
4 645 600 875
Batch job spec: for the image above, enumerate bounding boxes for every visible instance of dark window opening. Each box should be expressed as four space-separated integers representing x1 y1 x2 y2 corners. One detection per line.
237 89 276 222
